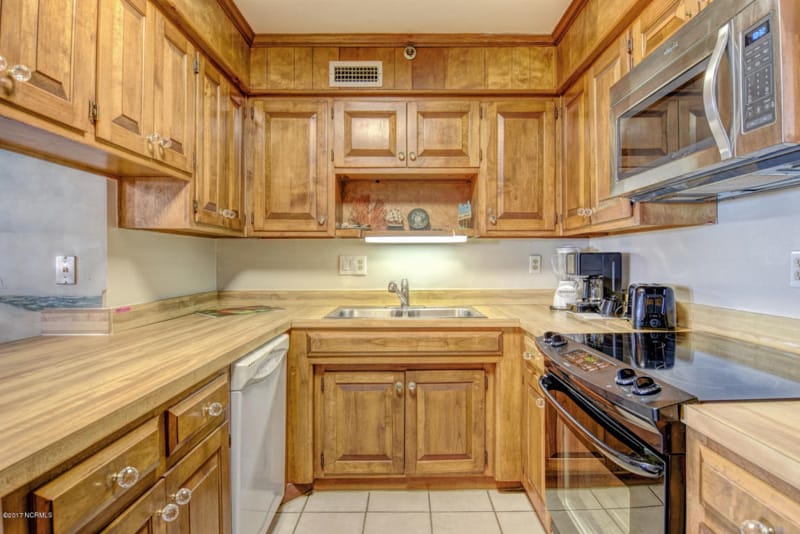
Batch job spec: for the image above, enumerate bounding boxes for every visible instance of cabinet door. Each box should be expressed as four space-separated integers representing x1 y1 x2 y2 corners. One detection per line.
630 0 694 65
407 101 480 167
249 99 329 234
333 100 407 168
0 0 95 132
96 0 154 157
562 75 592 232
586 37 633 225
151 10 194 173
195 59 243 231
165 423 231 534
320 371 405 476
99 479 168 534
522 366 546 505
405 370 486 475
484 100 557 234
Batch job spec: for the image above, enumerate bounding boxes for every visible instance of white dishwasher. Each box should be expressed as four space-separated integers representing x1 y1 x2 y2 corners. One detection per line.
230 333 289 534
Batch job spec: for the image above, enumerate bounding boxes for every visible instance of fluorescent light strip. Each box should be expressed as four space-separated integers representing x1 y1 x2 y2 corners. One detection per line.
364 234 469 244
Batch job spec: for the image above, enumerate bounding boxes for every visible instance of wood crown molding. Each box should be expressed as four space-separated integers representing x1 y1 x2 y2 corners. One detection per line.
551 0 590 44
251 33 555 48
217 0 255 44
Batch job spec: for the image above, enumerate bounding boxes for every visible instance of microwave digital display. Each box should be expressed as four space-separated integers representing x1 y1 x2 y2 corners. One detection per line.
745 20 770 47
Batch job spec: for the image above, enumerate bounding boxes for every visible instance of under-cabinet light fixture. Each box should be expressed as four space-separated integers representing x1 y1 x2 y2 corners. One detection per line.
364 233 469 244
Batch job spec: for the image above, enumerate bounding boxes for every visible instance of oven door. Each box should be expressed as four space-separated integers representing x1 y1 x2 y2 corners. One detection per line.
539 374 673 534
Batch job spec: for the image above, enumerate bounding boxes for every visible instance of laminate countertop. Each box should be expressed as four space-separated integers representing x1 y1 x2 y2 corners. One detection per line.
0 302 789 498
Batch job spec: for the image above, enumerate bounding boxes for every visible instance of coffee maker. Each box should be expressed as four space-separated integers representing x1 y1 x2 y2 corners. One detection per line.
566 252 623 313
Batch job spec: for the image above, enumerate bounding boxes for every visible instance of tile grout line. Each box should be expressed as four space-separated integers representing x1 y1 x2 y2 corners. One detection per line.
428 491 434 534
487 489 505 534
362 492 370 534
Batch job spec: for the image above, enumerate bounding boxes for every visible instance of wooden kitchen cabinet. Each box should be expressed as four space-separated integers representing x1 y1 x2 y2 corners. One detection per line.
561 75 592 232
248 99 331 236
317 369 486 477
333 100 480 168
687 428 800 534
99 479 168 534
96 0 195 174
629 0 713 66
194 56 244 231
483 99 557 235
521 341 547 523
0 0 96 132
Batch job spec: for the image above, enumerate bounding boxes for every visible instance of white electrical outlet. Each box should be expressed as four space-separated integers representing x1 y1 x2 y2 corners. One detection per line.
791 251 800 287
529 254 542 274
56 256 77 285
339 255 367 276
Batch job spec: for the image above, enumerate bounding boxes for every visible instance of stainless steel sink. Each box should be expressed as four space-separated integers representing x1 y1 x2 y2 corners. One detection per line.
324 306 487 319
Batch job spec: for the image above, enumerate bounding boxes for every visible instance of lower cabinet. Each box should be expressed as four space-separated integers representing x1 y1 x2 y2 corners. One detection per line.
318 369 487 478
686 429 800 533
521 339 548 525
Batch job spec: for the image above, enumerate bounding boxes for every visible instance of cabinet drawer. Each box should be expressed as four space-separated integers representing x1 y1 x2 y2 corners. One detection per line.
307 330 502 356
31 417 162 534
166 374 228 456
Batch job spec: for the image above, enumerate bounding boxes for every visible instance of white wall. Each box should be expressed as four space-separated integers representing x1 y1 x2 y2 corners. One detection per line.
591 187 800 319
217 238 588 290
106 182 217 307
0 149 107 341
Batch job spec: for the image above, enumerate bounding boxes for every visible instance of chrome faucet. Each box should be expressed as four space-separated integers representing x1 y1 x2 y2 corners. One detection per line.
387 278 410 308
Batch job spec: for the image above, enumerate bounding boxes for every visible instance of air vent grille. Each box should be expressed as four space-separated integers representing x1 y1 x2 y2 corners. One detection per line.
329 61 383 87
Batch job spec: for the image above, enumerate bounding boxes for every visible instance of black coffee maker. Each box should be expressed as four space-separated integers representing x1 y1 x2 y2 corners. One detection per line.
566 252 624 313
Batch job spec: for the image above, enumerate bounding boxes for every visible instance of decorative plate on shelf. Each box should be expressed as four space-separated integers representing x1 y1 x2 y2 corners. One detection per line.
407 208 431 230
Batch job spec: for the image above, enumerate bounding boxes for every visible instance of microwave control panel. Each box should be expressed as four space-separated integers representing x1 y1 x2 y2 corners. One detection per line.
741 15 776 132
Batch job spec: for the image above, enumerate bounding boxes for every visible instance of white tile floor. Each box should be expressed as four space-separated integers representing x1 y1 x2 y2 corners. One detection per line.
267 490 547 534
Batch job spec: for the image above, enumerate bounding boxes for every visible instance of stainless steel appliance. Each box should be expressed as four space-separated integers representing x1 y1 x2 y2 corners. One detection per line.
610 0 800 202
628 285 677 329
535 331 800 533
566 252 623 313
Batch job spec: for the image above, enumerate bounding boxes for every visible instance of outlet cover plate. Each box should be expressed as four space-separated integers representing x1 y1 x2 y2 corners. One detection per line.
529 254 542 274
56 256 76 285
792 251 800 287
339 255 367 276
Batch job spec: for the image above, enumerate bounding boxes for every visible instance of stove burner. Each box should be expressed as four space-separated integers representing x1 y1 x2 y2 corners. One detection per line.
632 376 661 396
615 367 637 386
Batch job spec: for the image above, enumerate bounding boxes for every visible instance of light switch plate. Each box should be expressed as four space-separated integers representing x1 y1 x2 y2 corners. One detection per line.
56 256 77 285
791 251 800 287
529 254 542 274
339 255 367 276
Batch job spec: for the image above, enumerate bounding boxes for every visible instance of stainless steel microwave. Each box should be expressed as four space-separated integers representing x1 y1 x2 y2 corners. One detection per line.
609 0 800 201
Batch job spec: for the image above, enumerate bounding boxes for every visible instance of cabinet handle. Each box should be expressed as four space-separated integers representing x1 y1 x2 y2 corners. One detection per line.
395 381 403 394
158 136 173 149
408 381 417 393
488 208 497 225
739 519 775 534
110 466 140 489
203 401 224 417
398 152 406 161
0 56 32 94
156 503 180 522
536 398 545 409
523 351 533 361
409 151 417 161
171 487 193 506
318 214 327 225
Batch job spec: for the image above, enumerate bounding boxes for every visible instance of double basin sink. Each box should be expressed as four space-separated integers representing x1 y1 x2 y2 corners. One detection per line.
325 306 487 319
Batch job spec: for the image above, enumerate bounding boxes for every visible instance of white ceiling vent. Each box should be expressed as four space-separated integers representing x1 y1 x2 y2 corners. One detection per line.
329 61 383 87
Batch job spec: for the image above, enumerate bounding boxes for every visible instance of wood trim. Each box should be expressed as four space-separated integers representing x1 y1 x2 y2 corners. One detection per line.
110 291 220 333
551 0 590 44
216 0 255 45
252 33 556 48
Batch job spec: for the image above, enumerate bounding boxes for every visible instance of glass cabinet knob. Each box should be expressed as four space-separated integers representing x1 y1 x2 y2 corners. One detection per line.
203 401 224 417
10 64 31 82
172 487 192 506
157 503 180 522
111 466 140 489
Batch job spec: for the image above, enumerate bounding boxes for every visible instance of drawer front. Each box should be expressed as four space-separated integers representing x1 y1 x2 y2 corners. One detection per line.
523 336 546 376
307 330 503 356
166 374 228 456
99 478 167 534
32 417 162 534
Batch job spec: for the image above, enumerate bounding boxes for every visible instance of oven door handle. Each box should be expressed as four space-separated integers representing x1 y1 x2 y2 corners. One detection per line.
539 376 664 479
703 22 733 160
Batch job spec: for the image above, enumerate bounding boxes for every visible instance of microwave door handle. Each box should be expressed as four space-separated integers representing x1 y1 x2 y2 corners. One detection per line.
703 23 733 160
539 377 664 479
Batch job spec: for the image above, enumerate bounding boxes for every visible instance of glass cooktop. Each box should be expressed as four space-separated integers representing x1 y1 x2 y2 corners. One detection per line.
563 332 800 402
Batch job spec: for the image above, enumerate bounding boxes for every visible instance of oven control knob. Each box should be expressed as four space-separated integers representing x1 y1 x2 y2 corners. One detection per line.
549 334 568 347
615 368 637 386
632 376 661 396
543 331 557 344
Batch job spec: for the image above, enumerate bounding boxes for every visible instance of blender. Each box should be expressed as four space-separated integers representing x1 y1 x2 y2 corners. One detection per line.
550 246 580 310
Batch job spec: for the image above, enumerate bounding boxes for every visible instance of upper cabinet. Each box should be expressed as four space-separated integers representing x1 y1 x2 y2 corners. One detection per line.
561 75 592 232
194 57 245 231
248 99 331 236
96 0 195 174
333 100 480 168
0 0 96 132
630 0 713 65
483 99 557 235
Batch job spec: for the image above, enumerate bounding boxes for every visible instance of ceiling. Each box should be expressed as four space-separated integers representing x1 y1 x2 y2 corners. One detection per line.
232 0 573 35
